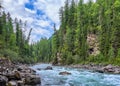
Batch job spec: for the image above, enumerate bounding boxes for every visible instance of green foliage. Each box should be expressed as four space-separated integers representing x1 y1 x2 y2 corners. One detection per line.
0 49 19 62
0 9 35 64
35 0 120 65
1 0 120 65
66 52 74 65
117 48 120 58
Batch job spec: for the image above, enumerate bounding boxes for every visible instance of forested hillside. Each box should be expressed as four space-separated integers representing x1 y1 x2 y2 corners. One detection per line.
34 0 120 65
1 0 120 65
0 6 37 63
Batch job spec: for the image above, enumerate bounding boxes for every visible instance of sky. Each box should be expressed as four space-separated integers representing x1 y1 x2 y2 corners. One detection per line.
2 0 95 44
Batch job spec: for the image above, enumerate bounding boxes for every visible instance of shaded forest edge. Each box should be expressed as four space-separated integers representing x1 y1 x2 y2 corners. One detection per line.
0 0 120 66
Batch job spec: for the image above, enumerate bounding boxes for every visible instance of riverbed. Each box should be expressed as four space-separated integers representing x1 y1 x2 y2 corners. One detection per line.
31 64 120 86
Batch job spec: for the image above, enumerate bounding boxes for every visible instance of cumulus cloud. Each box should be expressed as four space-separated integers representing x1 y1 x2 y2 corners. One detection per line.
2 0 66 43
2 0 95 43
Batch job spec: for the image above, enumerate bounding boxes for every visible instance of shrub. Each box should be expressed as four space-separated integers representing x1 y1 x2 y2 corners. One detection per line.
0 49 19 62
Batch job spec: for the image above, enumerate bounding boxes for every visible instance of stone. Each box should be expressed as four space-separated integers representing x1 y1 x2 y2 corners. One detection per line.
17 67 23 72
0 75 8 86
95 69 104 73
7 81 17 86
114 69 120 74
17 80 24 86
14 71 21 80
105 64 113 69
30 69 36 74
107 68 115 72
44 66 53 70
59 71 71 75
37 68 41 71
25 75 41 85
6 71 21 81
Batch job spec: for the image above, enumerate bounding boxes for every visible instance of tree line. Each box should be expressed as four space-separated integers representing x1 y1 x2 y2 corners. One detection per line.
1 0 120 65
0 6 37 63
34 0 120 65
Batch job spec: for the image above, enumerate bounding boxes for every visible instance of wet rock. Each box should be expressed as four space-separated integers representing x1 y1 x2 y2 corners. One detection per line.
95 69 104 73
25 75 41 85
59 71 71 75
0 75 8 86
30 69 36 74
37 68 41 71
44 66 53 70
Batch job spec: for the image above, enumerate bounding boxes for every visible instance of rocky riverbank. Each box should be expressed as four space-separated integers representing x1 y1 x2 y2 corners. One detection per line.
68 64 120 74
0 58 41 86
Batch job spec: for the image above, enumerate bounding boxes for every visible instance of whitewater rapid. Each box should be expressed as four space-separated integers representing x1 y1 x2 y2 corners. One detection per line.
31 64 120 86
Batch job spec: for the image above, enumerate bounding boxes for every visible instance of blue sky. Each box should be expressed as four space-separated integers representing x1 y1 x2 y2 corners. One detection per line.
3 0 66 43
3 0 95 43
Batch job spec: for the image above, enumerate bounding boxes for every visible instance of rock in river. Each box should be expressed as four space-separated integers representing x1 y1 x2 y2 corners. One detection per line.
59 71 71 75
44 66 53 70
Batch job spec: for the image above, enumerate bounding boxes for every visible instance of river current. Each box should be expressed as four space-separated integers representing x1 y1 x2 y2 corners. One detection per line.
31 64 120 86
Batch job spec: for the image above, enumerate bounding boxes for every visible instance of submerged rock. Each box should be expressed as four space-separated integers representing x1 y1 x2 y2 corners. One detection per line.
44 66 53 70
95 69 104 73
37 68 41 71
59 71 71 75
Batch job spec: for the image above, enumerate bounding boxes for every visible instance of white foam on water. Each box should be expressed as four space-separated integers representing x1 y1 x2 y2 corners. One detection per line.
31 64 120 86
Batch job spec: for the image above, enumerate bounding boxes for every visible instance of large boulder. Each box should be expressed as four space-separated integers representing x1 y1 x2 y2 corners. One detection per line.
25 74 41 85
59 71 71 75
0 75 8 86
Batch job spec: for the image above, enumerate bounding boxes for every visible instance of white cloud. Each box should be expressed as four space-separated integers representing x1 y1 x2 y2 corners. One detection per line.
2 0 66 43
2 0 95 43
34 0 65 29
25 8 36 14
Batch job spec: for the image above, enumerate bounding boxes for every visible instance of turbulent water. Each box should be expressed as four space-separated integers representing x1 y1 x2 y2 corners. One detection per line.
31 64 120 86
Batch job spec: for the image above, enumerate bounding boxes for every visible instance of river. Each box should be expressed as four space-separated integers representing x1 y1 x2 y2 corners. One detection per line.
31 64 120 86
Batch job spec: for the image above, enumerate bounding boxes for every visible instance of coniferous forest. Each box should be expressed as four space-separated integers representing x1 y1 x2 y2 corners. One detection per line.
0 7 36 63
1 0 120 65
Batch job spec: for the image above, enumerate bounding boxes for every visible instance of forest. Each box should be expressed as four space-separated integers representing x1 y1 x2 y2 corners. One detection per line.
0 8 36 63
0 0 120 65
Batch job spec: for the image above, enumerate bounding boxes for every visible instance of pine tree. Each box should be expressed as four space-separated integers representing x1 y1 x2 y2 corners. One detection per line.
113 0 120 57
